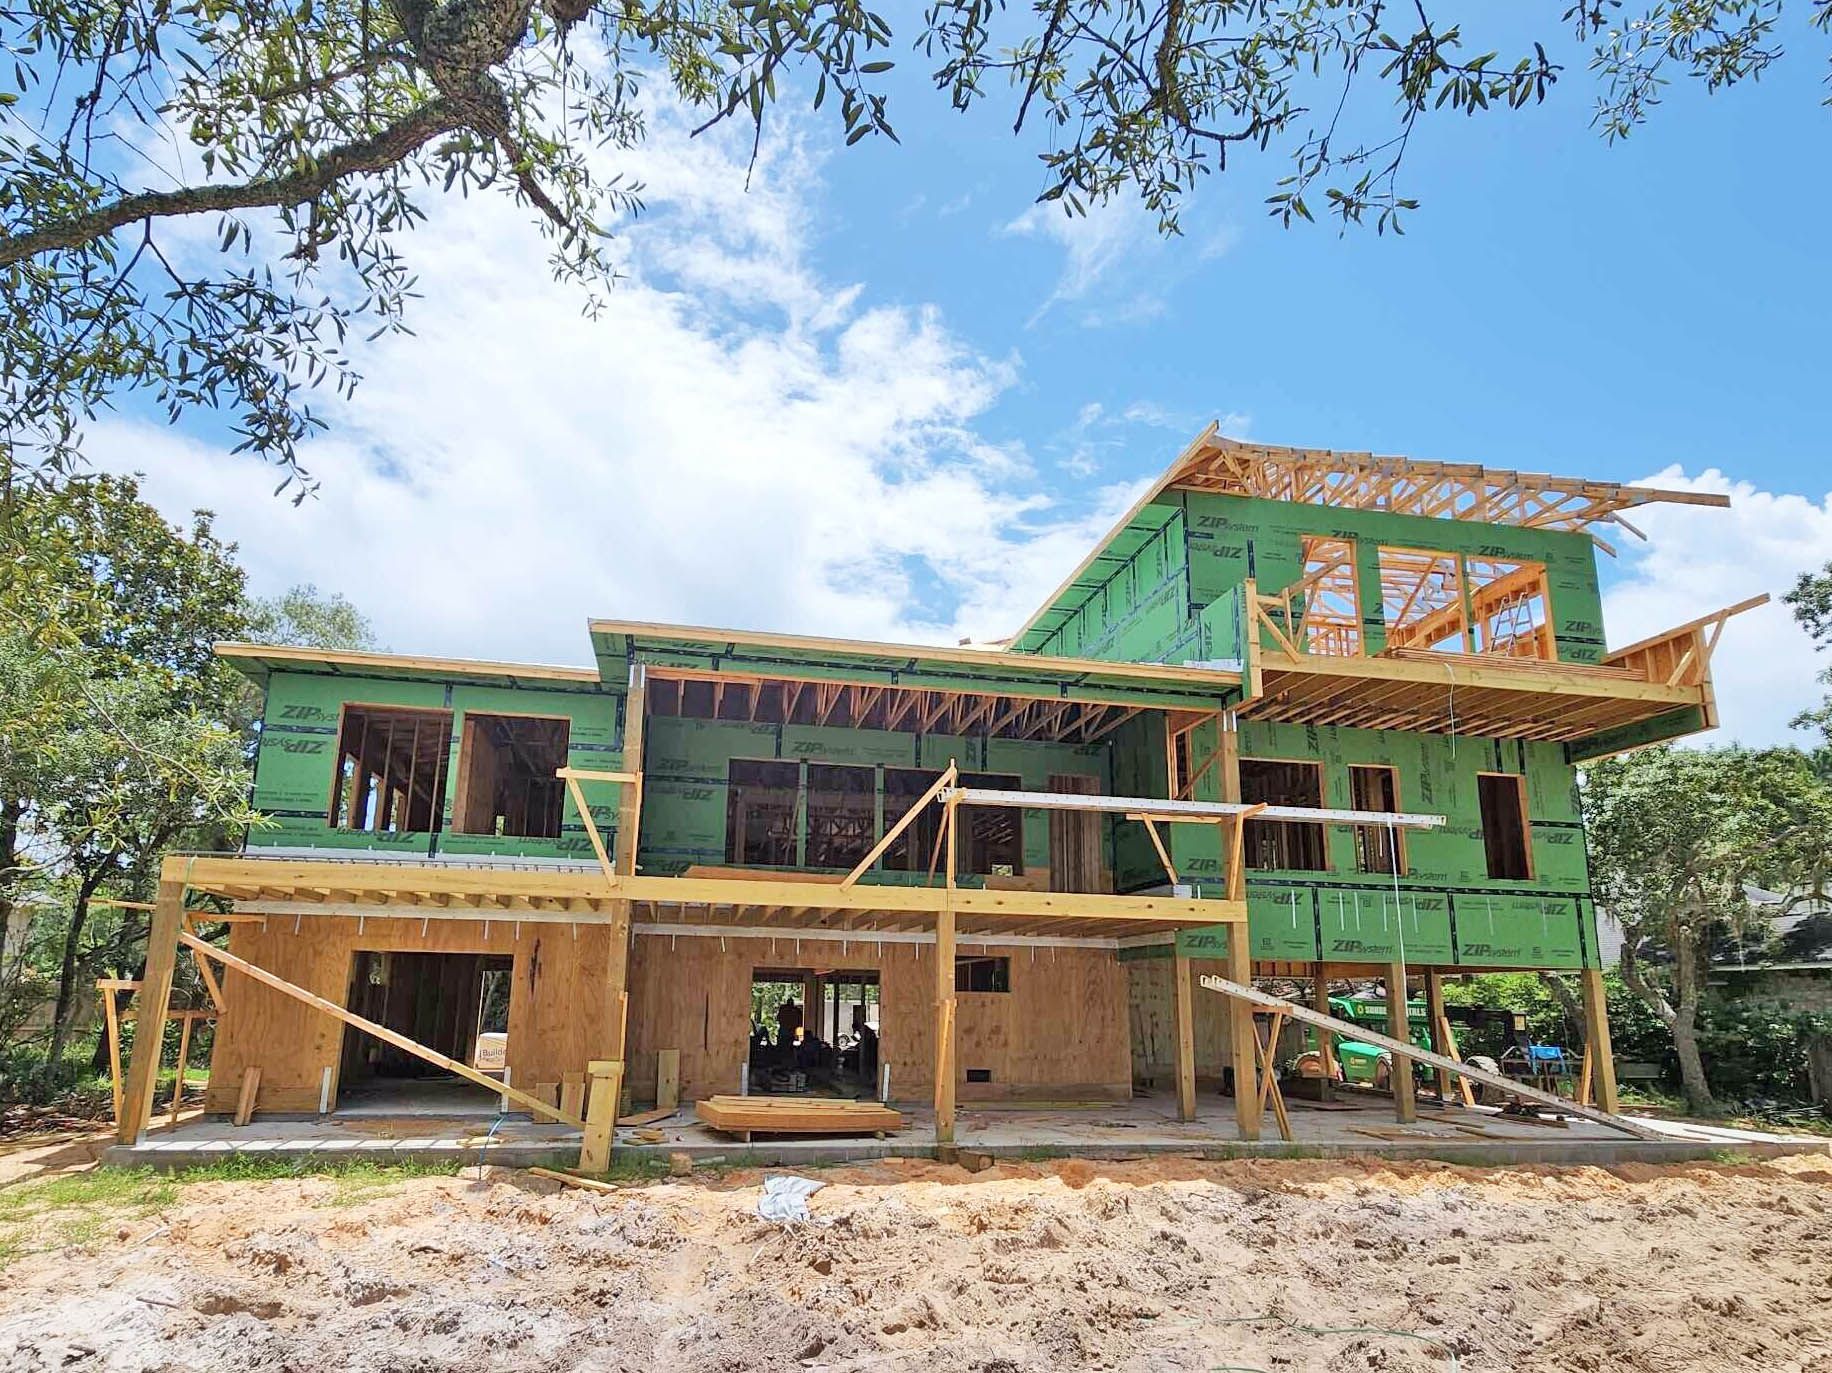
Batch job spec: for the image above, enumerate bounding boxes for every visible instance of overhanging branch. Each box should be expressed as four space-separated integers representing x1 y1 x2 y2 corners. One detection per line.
0 99 466 268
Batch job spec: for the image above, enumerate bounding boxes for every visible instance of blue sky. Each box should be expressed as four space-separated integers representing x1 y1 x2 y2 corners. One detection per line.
96 18 1832 747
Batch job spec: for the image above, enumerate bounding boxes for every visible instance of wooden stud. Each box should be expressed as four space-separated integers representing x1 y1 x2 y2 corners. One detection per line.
1386 961 1417 1124
560 1073 586 1121
1252 1011 1294 1142
1423 971 1456 1103
1581 967 1620 1114
656 1048 680 1112
117 879 184 1145
233 1065 261 1126
168 1011 195 1126
101 985 125 1130
1312 965 1336 1101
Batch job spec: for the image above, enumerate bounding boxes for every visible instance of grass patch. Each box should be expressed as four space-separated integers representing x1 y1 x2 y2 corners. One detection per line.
0 1168 180 1270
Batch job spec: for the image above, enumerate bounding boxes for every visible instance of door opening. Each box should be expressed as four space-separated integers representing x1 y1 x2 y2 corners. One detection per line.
747 967 881 1098
337 951 513 1115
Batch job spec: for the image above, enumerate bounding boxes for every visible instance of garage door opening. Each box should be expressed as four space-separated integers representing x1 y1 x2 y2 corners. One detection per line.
336 951 513 1116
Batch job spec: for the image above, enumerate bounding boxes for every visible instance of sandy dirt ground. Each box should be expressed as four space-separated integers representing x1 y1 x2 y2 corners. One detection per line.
1 1149 1831 1372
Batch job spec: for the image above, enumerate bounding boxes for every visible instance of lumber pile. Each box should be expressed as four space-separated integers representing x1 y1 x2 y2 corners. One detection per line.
695 1095 903 1139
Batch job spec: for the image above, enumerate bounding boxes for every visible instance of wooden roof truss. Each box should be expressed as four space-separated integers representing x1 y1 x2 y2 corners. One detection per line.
646 669 1144 744
1167 432 1730 533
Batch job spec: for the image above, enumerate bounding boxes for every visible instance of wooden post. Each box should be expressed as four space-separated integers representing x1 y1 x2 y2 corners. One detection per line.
1423 971 1455 1102
1312 965 1335 1102
101 986 125 1129
233 1065 261 1127
1386 960 1417 1124
1580 967 1620 1114
579 1059 620 1173
117 877 183 1145
168 1012 195 1126
1217 714 1258 1140
1172 949 1197 1122
1227 927 1260 1140
934 792 960 1145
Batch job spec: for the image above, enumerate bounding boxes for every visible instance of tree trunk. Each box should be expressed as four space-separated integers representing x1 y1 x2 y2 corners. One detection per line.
1670 1007 1715 1115
0 798 22 981
47 875 104 1064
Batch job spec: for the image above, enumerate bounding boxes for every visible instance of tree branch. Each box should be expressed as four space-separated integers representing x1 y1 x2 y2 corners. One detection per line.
0 98 465 268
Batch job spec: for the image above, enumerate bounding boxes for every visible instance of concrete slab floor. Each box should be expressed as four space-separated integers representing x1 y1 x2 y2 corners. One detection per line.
102 1088 1832 1171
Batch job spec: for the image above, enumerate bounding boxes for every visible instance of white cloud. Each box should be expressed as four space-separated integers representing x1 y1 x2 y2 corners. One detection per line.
90 104 1126 665
1601 468 1832 748
1000 195 1239 328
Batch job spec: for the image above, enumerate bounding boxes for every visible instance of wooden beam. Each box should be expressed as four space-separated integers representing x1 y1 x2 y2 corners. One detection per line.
117 879 183 1145
181 931 584 1128
101 985 124 1130
1227 924 1260 1141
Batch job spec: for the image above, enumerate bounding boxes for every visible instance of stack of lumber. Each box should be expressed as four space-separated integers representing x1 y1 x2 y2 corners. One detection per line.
695 1095 904 1138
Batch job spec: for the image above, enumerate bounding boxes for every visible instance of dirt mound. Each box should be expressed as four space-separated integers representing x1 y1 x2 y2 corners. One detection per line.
1 1153 1829 1370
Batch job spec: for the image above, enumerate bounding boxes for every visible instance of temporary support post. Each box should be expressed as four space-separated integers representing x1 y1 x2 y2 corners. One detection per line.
613 665 648 877
117 878 184 1145
1581 968 1620 1114
1386 960 1417 1124
1423 971 1455 1102
1172 949 1197 1122
934 788 960 1145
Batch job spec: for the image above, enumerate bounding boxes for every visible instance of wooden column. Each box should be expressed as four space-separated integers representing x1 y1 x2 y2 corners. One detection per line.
614 665 647 876
1580 967 1620 1114
934 795 959 1145
1172 949 1197 1122
1386 960 1417 1123
117 878 183 1145
1423 971 1455 1102
1227 928 1261 1140
1312 965 1335 1102
1214 713 1259 1140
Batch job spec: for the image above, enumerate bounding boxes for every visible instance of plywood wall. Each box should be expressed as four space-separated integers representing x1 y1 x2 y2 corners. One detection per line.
204 916 616 1116
1125 953 1233 1089
625 934 1131 1107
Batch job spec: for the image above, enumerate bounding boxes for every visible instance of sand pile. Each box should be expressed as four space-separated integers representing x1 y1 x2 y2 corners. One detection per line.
1 1152 1829 1371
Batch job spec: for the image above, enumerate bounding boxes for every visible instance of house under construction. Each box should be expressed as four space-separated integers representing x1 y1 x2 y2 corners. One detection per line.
111 429 1763 1156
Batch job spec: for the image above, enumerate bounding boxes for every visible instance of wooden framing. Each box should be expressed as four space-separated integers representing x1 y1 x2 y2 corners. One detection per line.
642 668 1151 745
1581 968 1620 1114
116 880 184 1145
1196 972 1664 1139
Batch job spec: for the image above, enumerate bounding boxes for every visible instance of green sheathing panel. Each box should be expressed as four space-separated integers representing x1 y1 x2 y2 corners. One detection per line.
636 717 1108 880
1020 491 1606 666
1159 722 1599 969
247 669 625 862
592 625 1231 713
1568 704 1710 762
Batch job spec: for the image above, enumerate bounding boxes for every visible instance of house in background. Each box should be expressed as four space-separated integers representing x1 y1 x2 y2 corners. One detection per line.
109 429 1763 1150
